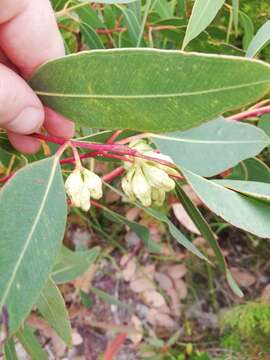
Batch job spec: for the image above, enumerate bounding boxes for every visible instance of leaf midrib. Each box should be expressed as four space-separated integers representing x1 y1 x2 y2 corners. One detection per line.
152 133 268 144
35 79 270 99
0 158 59 310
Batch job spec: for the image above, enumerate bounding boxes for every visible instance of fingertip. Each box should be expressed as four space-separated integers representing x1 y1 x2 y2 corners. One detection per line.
8 132 41 154
5 106 44 134
44 107 75 139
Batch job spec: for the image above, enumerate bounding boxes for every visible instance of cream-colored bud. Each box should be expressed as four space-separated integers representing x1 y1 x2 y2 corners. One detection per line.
65 169 84 207
83 168 103 200
132 166 152 207
129 139 152 153
79 183 91 212
65 169 83 195
145 151 179 176
122 176 135 201
143 163 175 192
151 188 166 207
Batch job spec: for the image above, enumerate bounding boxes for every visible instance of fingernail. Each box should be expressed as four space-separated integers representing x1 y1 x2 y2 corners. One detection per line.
6 106 44 134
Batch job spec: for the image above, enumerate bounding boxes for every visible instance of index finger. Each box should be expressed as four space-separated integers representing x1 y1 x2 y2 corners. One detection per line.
0 0 65 78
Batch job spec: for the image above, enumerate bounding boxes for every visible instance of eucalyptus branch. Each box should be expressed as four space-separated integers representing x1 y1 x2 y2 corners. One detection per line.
229 104 270 121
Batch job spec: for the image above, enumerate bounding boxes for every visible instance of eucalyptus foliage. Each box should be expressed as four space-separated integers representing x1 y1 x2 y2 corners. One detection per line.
1 0 270 357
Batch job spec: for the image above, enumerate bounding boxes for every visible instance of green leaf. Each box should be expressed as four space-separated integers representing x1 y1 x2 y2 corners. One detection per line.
152 117 269 177
36 278 72 345
116 5 142 46
52 246 99 284
17 325 48 360
103 182 210 262
29 49 270 133
0 157 67 333
246 20 270 58
182 0 225 49
183 168 270 239
213 180 270 203
102 205 161 253
153 0 173 18
90 287 132 310
231 158 270 183
175 183 243 297
239 11 254 50
232 0 239 36
4 338 18 360
141 207 210 263
76 5 105 29
80 23 105 49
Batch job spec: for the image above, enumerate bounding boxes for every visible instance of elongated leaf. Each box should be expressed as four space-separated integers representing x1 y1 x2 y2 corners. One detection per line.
0 157 67 333
239 12 254 50
90 287 132 310
76 5 105 29
228 158 270 183
183 169 270 239
104 182 210 262
232 0 239 36
175 183 243 297
80 23 105 49
17 326 48 360
52 246 100 284
102 205 161 253
145 207 210 263
152 117 269 177
214 180 270 202
30 49 270 133
116 5 141 46
153 0 173 18
182 0 225 49
37 278 72 345
246 20 270 58
4 338 18 360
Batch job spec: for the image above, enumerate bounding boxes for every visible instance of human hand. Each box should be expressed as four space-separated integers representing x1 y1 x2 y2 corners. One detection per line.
0 0 74 153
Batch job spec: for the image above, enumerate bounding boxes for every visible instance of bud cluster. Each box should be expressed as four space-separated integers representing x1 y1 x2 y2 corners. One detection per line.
121 140 178 207
65 167 103 212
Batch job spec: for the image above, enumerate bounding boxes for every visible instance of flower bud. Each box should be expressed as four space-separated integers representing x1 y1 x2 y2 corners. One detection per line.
121 168 136 201
83 168 103 200
65 169 84 207
151 188 166 207
143 163 175 192
145 151 179 176
129 139 152 153
79 183 91 212
132 166 152 207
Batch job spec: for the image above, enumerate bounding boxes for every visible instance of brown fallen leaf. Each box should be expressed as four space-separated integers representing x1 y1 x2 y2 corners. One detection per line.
172 203 200 235
182 185 202 206
130 277 155 293
73 264 97 292
128 315 143 345
167 264 187 280
142 290 166 308
173 278 188 300
120 257 137 282
166 287 182 317
230 267 256 288
154 272 173 291
28 314 66 358
147 309 177 331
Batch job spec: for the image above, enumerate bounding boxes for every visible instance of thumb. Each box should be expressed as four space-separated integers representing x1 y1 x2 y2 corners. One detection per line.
0 63 44 134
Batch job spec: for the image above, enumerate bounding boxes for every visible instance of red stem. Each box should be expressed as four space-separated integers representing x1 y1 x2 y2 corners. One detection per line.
229 105 270 121
106 130 123 144
102 166 125 182
32 133 136 156
0 174 13 184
